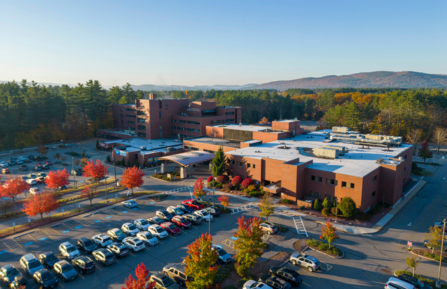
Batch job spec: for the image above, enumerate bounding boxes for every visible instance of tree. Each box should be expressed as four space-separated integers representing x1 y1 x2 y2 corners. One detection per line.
218 195 230 211
258 191 274 221
406 129 422 152
233 216 265 277
418 141 433 163
193 177 206 200
432 127 447 152
45 169 70 191
320 219 340 249
60 155 67 164
74 158 80 168
37 146 48 156
322 197 330 209
83 159 108 183
122 263 155 289
22 191 59 221
0 177 30 203
338 197 357 218
80 158 88 168
424 226 443 253
405 256 419 277
121 166 145 195
96 140 100 150
212 147 227 177
343 102 362 131
313 199 320 211
259 117 268 124
0 201 13 216
232 176 242 187
80 186 96 206
54 153 60 163
184 233 219 289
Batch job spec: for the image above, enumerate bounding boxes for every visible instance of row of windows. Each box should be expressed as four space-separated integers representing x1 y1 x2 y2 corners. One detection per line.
230 160 256 169
310 191 336 202
138 125 145 130
311 175 355 189
126 108 135 112
188 128 200 132
137 111 146 116
187 120 200 125
225 111 235 115
138 132 146 137
174 133 194 138
185 146 199 151
127 121 136 124
138 118 146 123
126 114 134 118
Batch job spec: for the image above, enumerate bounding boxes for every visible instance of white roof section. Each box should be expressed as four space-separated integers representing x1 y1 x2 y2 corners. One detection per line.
159 151 214 166
210 124 272 132
226 134 412 177
103 138 182 150
275 119 299 123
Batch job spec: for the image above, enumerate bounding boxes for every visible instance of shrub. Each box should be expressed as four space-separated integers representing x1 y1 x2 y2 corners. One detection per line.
216 175 229 184
322 197 330 209
328 247 342 256
307 239 321 247
313 199 321 211
300 205 306 210
106 155 112 162
321 208 331 216
247 185 257 192
243 188 250 195
223 183 233 192
338 197 357 218
215 183 223 188
318 243 329 251
232 176 242 186
135 161 140 168
208 180 218 187
248 191 259 197
207 176 214 183
281 199 292 204
241 178 254 189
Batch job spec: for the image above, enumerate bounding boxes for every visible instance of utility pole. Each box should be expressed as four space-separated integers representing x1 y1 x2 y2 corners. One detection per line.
437 219 446 288
113 152 117 189
72 157 76 188
209 212 211 235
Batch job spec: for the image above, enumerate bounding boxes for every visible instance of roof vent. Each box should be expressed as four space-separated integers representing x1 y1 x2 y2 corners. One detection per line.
239 123 242 127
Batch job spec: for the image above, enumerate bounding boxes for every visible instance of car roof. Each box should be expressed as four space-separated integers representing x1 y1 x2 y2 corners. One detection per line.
162 222 173 225
40 251 54 256
109 228 120 232
2 264 14 270
149 224 161 228
388 277 415 288
56 260 69 266
22 254 37 261
61 242 72 247
123 222 133 226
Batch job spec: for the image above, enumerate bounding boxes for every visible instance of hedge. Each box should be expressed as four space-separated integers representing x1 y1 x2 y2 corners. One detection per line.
395 271 447 288
306 239 342 256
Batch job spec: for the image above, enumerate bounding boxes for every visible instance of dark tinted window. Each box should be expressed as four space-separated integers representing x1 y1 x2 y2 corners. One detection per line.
84 240 94 246
28 260 41 269
61 264 73 273
46 254 57 261
40 272 53 281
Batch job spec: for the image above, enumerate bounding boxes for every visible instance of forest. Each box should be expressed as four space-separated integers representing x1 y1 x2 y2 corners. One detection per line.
1 79 446 150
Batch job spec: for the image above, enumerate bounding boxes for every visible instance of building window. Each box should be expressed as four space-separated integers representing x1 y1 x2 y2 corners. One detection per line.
232 160 235 165
172 133 176 137
120 108 123 112
204 149 216 154
126 114 134 118
137 111 145 116
120 114 123 118
225 119 234 122
310 191 321 200
404 155 407 159
326 178 337 186
225 112 234 115
373 175 377 182
185 146 198 151
138 125 145 130
372 191 376 197
325 195 335 202
178 120 186 123
253 164 256 168
126 108 135 112
177 127 186 131
342 181 346 187
121 120 123 124
238 161 244 166
216 120 221 123
172 119 176 123
311 176 322 183
172 126 176 129
247 163 251 168
138 132 146 138
187 128 200 132
187 121 200 125
350 183 355 189
127 121 136 124
137 118 145 123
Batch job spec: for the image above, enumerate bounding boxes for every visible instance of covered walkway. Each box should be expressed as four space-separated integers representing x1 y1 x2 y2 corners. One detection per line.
158 151 214 179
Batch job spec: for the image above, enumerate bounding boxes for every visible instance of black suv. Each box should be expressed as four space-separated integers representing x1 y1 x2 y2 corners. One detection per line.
71 256 96 275
269 267 302 287
32 269 58 289
162 263 192 287
148 273 179 289
397 274 432 289
76 237 97 253
38 252 59 269
259 274 292 289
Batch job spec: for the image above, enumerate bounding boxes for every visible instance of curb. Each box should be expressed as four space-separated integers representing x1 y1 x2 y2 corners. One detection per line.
410 250 446 264
306 245 345 259
149 176 183 183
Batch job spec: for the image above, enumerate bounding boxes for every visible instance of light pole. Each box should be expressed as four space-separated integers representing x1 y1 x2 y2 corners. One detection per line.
72 157 76 189
113 152 117 189
210 163 215 207
437 218 446 288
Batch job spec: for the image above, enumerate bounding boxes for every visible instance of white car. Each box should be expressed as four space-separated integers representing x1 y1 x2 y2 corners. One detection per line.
0 162 8 168
122 237 145 252
122 223 140 236
91 234 113 248
59 242 81 260
122 200 138 208
243 280 272 289
289 253 320 272
167 206 184 216
194 209 213 221
148 224 168 239
134 219 150 231
136 232 159 247
29 187 40 195
26 179 37 185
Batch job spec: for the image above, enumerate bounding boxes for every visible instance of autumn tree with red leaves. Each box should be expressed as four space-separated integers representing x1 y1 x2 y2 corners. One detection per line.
45 169 70 191
122 263 155 289
184 233 219 289
218 195 230 211
80 186 96 206
233 216 265 276
22 191 59 221
121 166 145 195
0 177 30 203
83 159 108 188
259 116 268 124
193 177 206 200
320 219 339 249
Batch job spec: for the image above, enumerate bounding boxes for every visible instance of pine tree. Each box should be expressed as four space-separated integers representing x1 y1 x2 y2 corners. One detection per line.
322 197 330 209
314 199 320 210
343 102 361 131
212 146 228 177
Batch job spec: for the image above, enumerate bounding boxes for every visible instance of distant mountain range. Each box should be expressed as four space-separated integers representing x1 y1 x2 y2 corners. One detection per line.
129 83 258 91
252 71 447 90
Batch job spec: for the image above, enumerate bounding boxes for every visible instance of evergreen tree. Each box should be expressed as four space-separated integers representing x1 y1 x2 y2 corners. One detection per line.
212 146 228 177
343 102 362 131
322 197 330 209
314 199 320 210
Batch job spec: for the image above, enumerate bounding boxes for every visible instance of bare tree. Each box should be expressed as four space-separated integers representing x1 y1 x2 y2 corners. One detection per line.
432 127 447 152
406 129 422 153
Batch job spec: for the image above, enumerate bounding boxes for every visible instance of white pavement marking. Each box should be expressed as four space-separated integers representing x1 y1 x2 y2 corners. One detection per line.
319 263 333 271
163 186 193 196
231 202 255 214
293 217 308 237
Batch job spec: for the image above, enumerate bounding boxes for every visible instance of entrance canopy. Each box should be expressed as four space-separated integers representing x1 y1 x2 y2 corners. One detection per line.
159 151 214 167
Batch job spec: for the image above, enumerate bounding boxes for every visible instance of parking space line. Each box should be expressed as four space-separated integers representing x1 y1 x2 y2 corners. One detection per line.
78 274 85 280
62 223 72 230
74 217 94 226
59 283 65 288
129 252 136 257
3 239 22 251
41 228 61 238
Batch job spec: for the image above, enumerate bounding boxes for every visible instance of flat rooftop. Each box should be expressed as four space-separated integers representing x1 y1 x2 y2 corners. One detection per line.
225 134 412 177
210 124 272 132
103 138 183 151
186 137 241 149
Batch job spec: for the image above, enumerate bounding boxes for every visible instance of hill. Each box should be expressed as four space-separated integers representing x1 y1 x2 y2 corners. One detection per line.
253 71 447 90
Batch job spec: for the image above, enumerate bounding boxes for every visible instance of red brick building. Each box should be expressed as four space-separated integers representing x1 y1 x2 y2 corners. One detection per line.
97 94 241 140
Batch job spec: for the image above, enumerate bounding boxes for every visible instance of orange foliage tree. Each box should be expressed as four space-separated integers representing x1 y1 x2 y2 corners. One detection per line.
80 186 96 206
218 195 230 211
320 219 339 248
83 159 108 186
22 191 59 221
45 169 70 191
122 263 155 289
259 117 268 124
121 166 145 195
0 177 30 203
193 177 206 200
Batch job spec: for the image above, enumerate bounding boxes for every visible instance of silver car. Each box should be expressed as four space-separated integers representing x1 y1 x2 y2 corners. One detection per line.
59 242 81 260
289 253 320 272
54 260 78 282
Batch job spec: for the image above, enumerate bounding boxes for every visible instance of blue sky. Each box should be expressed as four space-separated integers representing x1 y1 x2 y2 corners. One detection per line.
0 0 445 87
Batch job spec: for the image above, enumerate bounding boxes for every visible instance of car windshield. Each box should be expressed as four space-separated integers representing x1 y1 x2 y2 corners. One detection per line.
169 224 177 229
41 272 53 282
103 237 111 242
28 260 41 269
6 268 19 277
156 227 165 233
161 276 174 286
128 225 136 230
174 208 182 213
85 261 94 267
46 254 57 261
113 230 122 236
84 240 94 246
177 218 185 222
135 240 143 246
218 249 227 256
191 200 198 205
66 246 76 253
61 264 73 273
140 220 148 225
154 217 162 222
201 211 209 216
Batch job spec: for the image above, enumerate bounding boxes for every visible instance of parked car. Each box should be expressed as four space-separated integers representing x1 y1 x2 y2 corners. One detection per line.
27 173 37 179
30 187 41 195
289 253 320 272
38 252 59 269
172 216 192 229
36 172 47 178
183 214 202 225
211 244 233 264
397 274 432 289
122 199 138 208
434 221 445 229
7 160 16 166
194 209 213 221
53 260 78 282
18 165 28 171
32 269 58 289
33 166 42 171
21 176 29 181
260 222 278 234
122 237 145 252
122 223 140 236
20 254 44 276
28 155 36 161
167 206 184 216
1 168 10 174
386 277 416 289
92 248 116 266
147 216 164 225
45 161 53 166
0 264 22 286
35 177 46 184
258 274 291 289
148 273 180 289
107 228 126 242
71 168 82 176
160 222 181 236
148 224 169 239
16 160 24 165
26 179 37 185
137 231 159 246
22 158 31 163
269 267 302 287
162 263 191 287
76 237 97 253
206 206 221 217
71 256 96 275
41 164 50 170
134 218 151 231
91 234 113 248
107 242 129 258
177 204 194 214
0 162 8 168
9 275 29 289
182 199 204 210
243 280 272 289
156 210 174 221
59 242 81 260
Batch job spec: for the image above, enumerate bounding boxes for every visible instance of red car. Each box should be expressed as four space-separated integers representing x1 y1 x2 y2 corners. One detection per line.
182 199 204 210
172 216 192 229
45 160 53 166
1 168 10 174
35 162 42 167
160 222 181 236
